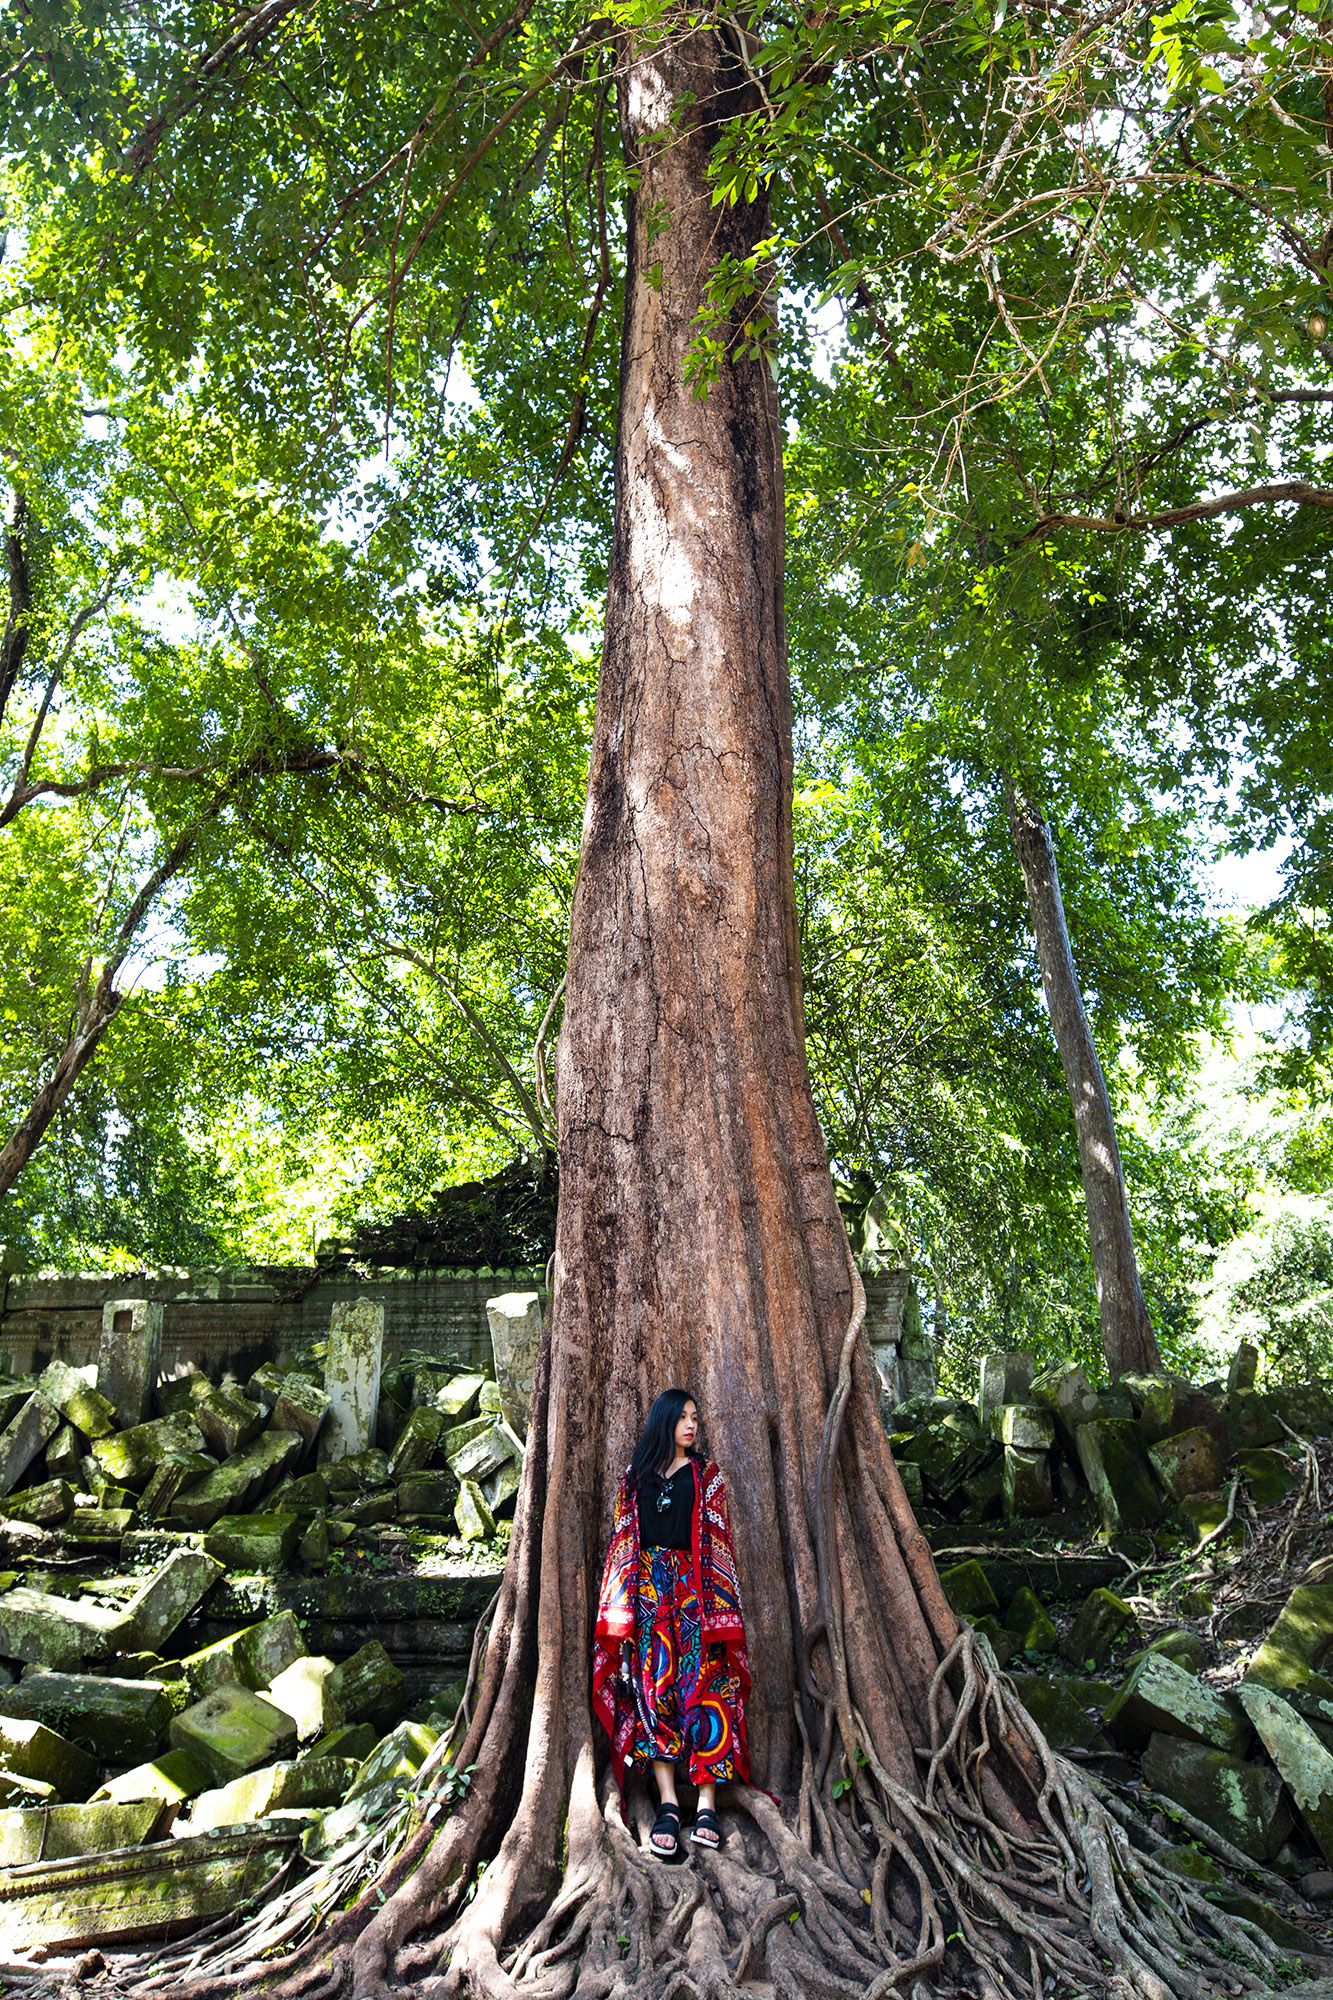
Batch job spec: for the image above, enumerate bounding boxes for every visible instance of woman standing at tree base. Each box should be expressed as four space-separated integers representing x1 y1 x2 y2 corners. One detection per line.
592 1390 752 1858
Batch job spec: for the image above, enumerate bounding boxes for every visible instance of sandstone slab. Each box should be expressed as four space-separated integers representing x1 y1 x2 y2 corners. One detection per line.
321 1298 384 1461
0 1672 173 1758
169 1429 303 1528
1104 1651 1248 1753
0 1715 100 1799
325 1640 406 1724
0 1584 130 1667
123 1548 225 1652
170 1684 298 1783
0 1798 161 1864
1141 1731 1292 1859
1149 1425 1224 1501
97 1297 163 1426
1239 1681 1333 1864
203 1511 300 1572
37 1359 117 1439
0 1392 60 1495
180 1610 308 1698
1076 1419 1165 1533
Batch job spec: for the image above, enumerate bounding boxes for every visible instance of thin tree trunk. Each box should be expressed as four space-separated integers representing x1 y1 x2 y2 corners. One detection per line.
1006 780 1161 1379
0 487 31 732
0 831 196 1201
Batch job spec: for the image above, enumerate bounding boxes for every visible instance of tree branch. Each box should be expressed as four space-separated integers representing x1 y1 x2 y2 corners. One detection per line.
0 489 31 734
1019 479 1333 540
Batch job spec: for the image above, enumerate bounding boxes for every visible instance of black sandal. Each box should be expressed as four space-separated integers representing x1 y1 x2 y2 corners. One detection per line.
649 1802 681 1857
690 1807 720 1849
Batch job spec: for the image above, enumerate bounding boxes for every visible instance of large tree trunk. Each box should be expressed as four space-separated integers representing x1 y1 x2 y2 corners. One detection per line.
1006 782 1161 1379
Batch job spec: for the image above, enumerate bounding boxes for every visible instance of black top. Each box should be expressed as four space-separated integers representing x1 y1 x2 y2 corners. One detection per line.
640 1461 696 1551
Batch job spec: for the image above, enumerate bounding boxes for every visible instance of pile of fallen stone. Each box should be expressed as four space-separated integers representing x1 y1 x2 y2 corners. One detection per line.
0 1309 520 1947
887 1338 1309 1537
937 1548 1333 1937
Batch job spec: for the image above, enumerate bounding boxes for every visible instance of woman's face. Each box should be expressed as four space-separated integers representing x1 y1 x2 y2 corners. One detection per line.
674 1401 699 1453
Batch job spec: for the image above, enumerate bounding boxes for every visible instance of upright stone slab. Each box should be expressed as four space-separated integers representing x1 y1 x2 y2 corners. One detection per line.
321 1298 384 1461
1227 1342 1260 1395
1239 1682 1333 1865
978 1352 1035 1426
1118 1372 1177 1444
1075 1418 1165 1533
0 1392 59 1495
1003 1445 1053 1517
97 1297 163 1426
485 1291 542 1437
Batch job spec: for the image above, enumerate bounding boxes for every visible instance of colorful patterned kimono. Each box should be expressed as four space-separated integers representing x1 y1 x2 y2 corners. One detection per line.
592 1459 751 1802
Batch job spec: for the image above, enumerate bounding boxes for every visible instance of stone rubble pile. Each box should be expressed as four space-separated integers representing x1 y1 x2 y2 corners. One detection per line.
0 1292 529 1946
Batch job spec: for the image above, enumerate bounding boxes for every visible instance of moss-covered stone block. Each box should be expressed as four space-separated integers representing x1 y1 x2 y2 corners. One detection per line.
1155 1842 1222 1883
1008 1675 1107 1752
91 1414 207 1491
325 1640 406 1725
990 1405 1054 1450
4 1478 73 1526
972 1615 1017 1666
1029 1363 1106 1455
170 1430 304 1529
36 1360 117 1441
1118 1372 1178 1445
389 1406 445 1478
1239 1682 1333 1865
1246 1574 1333 1692
170 1685 298 1784
1075 1419 1165 1534
1149 1426 1224 1501
1124 1630 1206 1675
455 1478 495 1542
435 1373 484 1421
139 1449 218 1521
347 1719 438 1797
1225 1390 1284 1451
939 1559 999 1620
0 1671 173 1758
1003 1445 1053 1517
0 1716 100 1799
321 1297 384 1461
123 1548 225 1652
185 1753 354 1833
1178 1491 1241 1546
0 1393 60 1496
1005 1586 1057 1654
0 1799 162 1863
180 1609 308 1698
271 1375 329 1443
1238 1446 1296 1508
203 1511 300 1572
266 1655 338 1741
1062 1587 1137 1668
0 1584 130 1668
193 1386 264 1459
1141 1732 1292 1859
1104 1651 1248 1754
91 1746 211 1808
304 1720 377 1763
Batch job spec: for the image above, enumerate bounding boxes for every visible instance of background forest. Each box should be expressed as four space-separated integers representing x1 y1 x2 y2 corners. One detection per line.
3 0 1332 1394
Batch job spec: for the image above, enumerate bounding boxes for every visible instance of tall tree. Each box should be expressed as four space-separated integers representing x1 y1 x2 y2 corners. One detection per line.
1006 782 1162 1376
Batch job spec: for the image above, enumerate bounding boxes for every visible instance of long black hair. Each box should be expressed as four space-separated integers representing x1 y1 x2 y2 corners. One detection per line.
627 1388 698 1496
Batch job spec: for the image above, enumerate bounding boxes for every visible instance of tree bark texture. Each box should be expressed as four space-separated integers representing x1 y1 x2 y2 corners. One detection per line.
1006 782 1162 1379
0 487 31 733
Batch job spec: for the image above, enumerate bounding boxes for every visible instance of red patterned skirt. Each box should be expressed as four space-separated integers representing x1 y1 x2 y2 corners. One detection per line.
630 1547 742 1783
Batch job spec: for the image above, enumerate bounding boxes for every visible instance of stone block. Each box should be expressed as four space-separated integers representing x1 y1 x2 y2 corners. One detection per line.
325 1640 406 1724
140 1448 217 1520
1272 1382 1333 1438
479 1380 503 1414
169 1429 304 1527
1005 1587 1057 1654
977 1351 1035 1427
0 1585 130 1668
1239 1682 1333 1864
156 1366 214 1418
123 1549 225 1652
1238 1446 1296 1508
299 1517 329 1567
204 1511 301 1572
448 1422 515 1486
1227 1342 1260 1395
442 1414 493 1460
5 1478 73 1526
992 1404 1054 1450
92 1414 207 1491
1104 1651 1248 1754
0 1716 101 1799
323 1446 391 1490
321 1298 384 1461
1141 1731 1292 1859
1003 1445 1052 1517
1029 1363 1106 1454
1124 1630 1207 1675
1063 1588 1137 1668
193 1385 264 1458
895 1460 923 1510
486 1291 542 1436
483 1456 521 1517
1246 1571 1333 1692
269 1471 330 1515
36 1360 117 1440
1149 1426 1224 1501
0 1772 57 1806
180 1610 308 1698
305 1721 377 1763
455 1478 495 1542
341 1490 396 1526
0 1392 60 1495
185 1753 353 1833
1008 1675 1108 1752
1156 1842 1222 1883
1178 1491 1241 1545
97 1297 163 1426
170 1685 298 1783
1118 1372 1178 1444
389 1406 444 1477
0 1822 299 1950
245 1362 286 1412
64 1508 135 1546
0 1799 161 1864
397 1471 460 1519
0 1672 172 1758
266 1656 338 1741
1075 1419 1165 1533
1226 1390 1284 1451
271 1374 330 1443
434 1372 485 1421
939 1559 999 1620
46 1424 84 1485
347 1719 439 1797
951 1451 1004 1523
91 1746 211 1807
